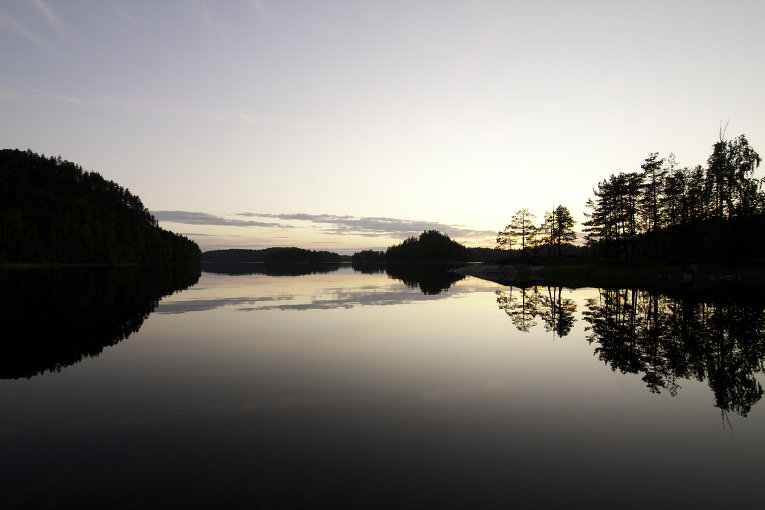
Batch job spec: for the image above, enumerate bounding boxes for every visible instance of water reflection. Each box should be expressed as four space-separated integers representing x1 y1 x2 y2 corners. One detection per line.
350 261 385 275
158 266 480 315
494 285 765 416
3 269 765 507
582 289 765 417
496 286 577 337
351 261 465 294
0 264 200 379
202 261 342 276
384 263 465 295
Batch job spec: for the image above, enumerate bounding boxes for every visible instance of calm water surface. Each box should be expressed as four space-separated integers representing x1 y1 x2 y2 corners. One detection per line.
1 265 764 509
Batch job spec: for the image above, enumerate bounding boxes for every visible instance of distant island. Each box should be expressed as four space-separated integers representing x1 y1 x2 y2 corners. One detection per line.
0 149 200 264
202 247 348 263
204 233 497 265
352 230 497 265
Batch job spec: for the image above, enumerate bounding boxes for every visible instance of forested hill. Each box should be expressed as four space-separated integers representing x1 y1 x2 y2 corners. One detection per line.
202 247 345 263
0 149 200 264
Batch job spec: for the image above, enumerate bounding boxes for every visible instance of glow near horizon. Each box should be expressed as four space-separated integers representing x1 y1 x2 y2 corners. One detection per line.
1 0 764 253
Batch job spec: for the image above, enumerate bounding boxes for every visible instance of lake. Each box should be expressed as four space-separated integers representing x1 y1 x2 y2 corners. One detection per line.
2 264 764 509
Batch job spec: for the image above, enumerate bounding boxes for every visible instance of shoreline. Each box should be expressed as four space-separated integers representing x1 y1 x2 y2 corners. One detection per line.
453 261 765 291
0 261 200 269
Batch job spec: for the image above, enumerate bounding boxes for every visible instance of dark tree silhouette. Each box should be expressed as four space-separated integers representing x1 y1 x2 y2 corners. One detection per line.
0 149 200 263
640 152 667 251
497 209 536 253
581 133 764 261
386 230 468 262
202 247 343 263
551 205 576 256
351 250 386 264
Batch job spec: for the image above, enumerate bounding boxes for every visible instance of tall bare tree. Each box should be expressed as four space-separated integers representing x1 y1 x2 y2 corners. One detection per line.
497 209 537 254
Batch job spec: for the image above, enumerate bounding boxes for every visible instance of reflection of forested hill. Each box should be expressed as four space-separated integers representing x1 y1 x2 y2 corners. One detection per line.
0 265 200 379
0 149 200 263
202 262 342 276
583 289 765 416
384 263 465 295
349 262 466 295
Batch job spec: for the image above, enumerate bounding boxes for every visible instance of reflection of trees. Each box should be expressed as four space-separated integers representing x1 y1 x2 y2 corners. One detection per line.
583 289 765 416
385 263 465 295
497 287 539 332
350 261 386 275
539 287 577 337
0 265 200 379
202 262 341 276
496 286 576 337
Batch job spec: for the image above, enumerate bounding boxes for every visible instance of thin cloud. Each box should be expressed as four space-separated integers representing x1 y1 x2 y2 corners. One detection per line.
241 212 496 238
153 210 495 239
16 89 271 126
0 8 67 57
250 0 269 22
30 0 64 32
106 0 134 23
152 211 290 228
94 95 263 124
40 90 82 105
0 88 24 100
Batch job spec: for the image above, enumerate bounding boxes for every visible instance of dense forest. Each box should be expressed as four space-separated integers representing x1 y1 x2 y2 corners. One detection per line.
386 230 468 262
0 149 200 263
201 247 346 263
496 133 764 262
352 231 500 266
582 134 763 260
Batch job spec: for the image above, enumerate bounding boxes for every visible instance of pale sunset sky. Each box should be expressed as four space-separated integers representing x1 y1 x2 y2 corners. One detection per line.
2 0 764 253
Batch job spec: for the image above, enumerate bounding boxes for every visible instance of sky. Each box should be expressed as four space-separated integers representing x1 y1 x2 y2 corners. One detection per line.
2 0 764 253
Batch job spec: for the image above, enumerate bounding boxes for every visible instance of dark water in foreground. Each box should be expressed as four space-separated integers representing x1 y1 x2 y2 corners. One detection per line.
1 264 764 509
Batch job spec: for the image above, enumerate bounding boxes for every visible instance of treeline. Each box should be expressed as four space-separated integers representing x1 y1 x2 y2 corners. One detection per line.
0 149 200 263
201 261 343 277
202 247 345 263
583 134 763 260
